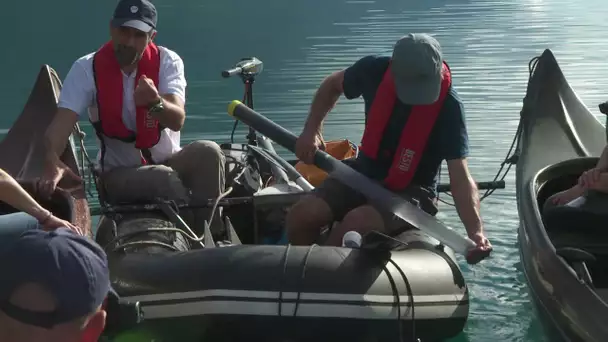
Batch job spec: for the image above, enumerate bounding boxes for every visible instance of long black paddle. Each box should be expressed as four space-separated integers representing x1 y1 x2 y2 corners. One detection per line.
227 100 491 264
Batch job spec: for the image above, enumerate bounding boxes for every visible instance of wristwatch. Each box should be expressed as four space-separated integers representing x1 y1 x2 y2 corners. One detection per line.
148 97 164 113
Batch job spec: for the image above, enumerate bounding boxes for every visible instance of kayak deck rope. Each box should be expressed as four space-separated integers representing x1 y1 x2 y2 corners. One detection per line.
436 56 539 207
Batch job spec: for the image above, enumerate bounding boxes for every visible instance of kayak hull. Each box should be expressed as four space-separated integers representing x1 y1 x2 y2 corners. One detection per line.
516 49 608 342
0 65 90 235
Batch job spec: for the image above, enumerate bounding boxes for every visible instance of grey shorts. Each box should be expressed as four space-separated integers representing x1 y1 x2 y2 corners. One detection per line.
311 161 439 231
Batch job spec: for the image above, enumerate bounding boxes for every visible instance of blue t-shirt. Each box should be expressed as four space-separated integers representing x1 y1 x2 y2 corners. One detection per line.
342 55 470 197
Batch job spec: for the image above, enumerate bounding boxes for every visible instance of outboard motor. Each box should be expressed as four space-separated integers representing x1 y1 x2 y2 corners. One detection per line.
221 57 264 79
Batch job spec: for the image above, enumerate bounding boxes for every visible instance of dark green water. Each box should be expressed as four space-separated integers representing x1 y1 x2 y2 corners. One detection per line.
2 0 608 340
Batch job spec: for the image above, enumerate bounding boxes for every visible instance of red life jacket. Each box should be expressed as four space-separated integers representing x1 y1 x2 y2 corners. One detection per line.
359 61 452 192
92 41 162 164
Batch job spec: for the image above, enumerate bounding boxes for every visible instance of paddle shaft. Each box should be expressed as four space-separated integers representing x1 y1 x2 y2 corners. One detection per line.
227 101 487 263
248 144 314 191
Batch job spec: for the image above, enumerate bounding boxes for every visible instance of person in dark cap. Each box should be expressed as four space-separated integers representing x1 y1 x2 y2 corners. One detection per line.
38 0 227 236
0 228 112 342
287 33 492 253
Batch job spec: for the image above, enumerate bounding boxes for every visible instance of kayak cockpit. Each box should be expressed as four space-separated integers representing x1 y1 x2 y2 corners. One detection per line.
536 157 608 291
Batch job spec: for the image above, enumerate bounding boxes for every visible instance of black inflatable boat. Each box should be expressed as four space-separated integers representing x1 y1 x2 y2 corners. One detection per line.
515 49 608 342
88 59 473 342
0 58 505 341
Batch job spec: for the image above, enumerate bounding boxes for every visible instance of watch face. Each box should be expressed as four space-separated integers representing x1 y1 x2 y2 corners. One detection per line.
150 99 163 112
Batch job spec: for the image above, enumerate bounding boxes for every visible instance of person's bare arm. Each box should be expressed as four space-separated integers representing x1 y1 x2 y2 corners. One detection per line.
43 108 79 165
151 93 185 131
302 70 345 135
0 168 51 223
447 158 484 238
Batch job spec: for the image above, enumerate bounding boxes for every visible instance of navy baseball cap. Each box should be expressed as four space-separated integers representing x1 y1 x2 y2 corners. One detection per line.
111 0 157 33
0 228 117 329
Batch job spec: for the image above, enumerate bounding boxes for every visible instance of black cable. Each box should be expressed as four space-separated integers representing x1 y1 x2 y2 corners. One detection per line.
353 231 414 342
387 257 415 342
369 246 412 342
230 82 249 143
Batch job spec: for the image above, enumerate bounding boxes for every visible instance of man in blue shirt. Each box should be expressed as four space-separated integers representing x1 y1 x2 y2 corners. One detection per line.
286 33 491 252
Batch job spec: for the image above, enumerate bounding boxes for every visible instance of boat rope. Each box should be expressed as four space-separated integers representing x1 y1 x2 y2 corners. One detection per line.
435 56 540 208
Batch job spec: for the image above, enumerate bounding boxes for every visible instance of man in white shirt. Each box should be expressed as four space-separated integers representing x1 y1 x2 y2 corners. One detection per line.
37 0 226 234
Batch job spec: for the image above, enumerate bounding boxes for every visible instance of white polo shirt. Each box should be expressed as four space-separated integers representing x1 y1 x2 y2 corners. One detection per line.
57 45 187 171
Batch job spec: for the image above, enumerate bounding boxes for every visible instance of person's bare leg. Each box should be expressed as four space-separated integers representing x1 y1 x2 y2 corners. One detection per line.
285 195 333 245
324 204 384 246
286 175 366 245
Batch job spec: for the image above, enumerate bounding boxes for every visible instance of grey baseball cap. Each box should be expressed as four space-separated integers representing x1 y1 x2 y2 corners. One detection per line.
391 33 444 105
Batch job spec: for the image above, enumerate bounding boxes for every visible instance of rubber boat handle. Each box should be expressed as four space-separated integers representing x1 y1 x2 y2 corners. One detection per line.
227 100 490 264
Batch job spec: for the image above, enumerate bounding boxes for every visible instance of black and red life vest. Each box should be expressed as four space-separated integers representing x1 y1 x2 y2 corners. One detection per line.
92 41 163 165
359 61 452 191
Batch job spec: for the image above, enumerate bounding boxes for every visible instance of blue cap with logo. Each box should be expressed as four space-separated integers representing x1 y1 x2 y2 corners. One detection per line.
0 228 116 329
111 0 158 33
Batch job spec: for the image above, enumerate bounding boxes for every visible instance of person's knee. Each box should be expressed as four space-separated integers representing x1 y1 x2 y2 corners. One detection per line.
184 140 225 164
286 195 333 230
340 205 384 231
151 168 189 200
